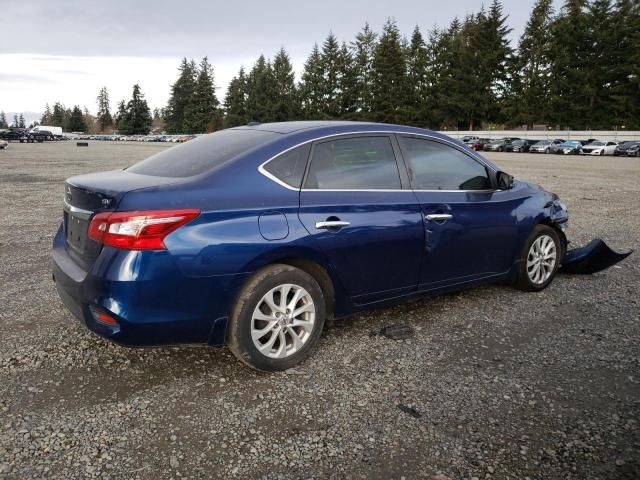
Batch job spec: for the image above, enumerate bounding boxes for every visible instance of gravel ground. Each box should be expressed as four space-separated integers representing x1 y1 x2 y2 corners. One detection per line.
0 141 638 480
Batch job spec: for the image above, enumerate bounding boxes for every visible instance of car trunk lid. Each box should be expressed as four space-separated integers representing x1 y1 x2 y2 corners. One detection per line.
63 170 181 270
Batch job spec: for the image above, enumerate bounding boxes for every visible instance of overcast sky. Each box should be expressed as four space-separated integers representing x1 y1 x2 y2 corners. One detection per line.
0 0 562 119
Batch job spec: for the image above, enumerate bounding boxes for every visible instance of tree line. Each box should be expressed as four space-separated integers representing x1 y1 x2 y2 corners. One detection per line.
11 0 638 134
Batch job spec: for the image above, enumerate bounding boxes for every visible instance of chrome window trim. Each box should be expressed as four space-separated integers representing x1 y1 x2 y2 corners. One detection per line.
257 130 497 193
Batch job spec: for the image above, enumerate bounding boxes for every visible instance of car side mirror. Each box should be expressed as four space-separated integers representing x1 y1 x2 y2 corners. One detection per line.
496 171 514 190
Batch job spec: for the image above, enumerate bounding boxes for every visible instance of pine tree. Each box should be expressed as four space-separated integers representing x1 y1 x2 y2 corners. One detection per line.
610 0 640 129
0 111 7 129
299 44 326 119
476 0 513 126
272 48 299 121
18 114 25 128
351 23 377 119
185 57 220 133
507 0 554 127
165 58 197 133
318 33 342 118
245 55 277 122
114 101 126 132
224 67 249 127
120 85 153 135
548 0 590 128
405 26 431 126
12 114 19 128
371 19 408 124
67 106 87 132
96 86 113 132
338 42 358 117
51 103 66 127
41 104 52 125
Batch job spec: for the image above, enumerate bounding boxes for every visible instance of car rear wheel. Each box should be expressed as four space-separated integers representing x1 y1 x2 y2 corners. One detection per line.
228 264 326 371
513 225 561 292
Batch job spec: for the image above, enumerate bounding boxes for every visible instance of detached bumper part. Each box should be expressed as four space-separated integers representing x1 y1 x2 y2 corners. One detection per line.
560 239 632 274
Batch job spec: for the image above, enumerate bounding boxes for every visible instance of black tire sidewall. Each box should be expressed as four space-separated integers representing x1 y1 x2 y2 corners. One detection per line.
228 265 326 371
517 225 561 291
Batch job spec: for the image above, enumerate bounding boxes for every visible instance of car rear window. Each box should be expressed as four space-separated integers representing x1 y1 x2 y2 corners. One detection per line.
127 129 278 178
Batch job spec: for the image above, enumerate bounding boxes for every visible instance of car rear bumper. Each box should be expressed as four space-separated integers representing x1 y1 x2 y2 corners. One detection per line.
51 224 249 346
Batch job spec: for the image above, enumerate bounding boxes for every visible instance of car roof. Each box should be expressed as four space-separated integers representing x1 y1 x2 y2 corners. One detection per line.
229 120 452 142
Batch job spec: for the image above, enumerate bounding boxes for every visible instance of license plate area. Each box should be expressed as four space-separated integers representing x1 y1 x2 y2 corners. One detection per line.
66 213 90 253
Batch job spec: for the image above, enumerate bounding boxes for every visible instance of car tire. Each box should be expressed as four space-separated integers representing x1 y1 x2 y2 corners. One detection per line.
228 264 326 371
545 148 550 154
600 150 604 156
513 225 562 292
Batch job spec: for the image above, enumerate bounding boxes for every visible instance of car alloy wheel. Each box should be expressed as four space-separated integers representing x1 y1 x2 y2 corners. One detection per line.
526 234 557 285
251 283 316 358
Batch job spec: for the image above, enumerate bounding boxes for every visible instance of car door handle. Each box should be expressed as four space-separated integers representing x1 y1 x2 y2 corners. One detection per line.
425 214 453 221
315 221 351 229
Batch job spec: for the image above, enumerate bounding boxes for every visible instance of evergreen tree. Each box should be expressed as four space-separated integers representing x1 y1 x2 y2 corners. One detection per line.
165 58 197 133
12 114 19 128
245 55 277 122
371 19 408 124
224 67 249 127
120 84 153 135
609 0 640 129
0 111 7 129
185 57 220 133
18 114 25 128
41 104 52 125
338 42 359 117
318 33 342 118
51 102 66 127
507 0 554 127
299 44 326 119
67 106 87 132
548 0 590 128
96 86 113 131
272 48 299 121
351 23 377 118
115 100 127 131
405 26 431 126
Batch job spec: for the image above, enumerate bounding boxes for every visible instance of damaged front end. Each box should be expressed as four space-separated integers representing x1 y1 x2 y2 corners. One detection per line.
543 191 632 274
560 239 633 274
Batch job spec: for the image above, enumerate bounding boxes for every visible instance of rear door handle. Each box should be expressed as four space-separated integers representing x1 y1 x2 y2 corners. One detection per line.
425 214 453 221
315 221 350 229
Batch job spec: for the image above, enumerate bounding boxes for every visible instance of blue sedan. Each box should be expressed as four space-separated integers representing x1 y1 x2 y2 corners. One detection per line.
53 121 571 371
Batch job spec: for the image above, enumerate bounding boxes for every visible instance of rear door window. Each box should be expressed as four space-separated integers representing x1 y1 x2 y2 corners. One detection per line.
304 136 401 190
127 129 278 178
400 137 492 191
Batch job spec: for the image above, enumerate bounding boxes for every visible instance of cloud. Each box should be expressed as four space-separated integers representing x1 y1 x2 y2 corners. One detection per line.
0 73 52 84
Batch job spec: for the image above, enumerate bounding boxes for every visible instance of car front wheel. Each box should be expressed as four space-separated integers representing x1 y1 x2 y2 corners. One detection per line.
513 225 562 292
228 264 326 371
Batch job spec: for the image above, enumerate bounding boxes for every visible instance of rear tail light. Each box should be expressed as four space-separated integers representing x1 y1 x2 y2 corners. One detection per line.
88 209 200 250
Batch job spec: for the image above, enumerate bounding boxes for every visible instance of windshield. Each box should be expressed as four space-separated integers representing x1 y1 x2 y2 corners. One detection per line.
127 129 278 178
589 141 605 146
535 141 550 145
561 141 580 146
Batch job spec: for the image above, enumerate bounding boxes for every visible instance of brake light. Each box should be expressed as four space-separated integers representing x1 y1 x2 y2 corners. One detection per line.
88 209 200 250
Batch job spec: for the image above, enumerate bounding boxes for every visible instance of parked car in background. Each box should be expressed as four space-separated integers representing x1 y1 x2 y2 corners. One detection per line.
580 141 618 156
613 141 640 157
529 139 565 154
553 140 584 155
461 135 480 143
505 139 539 153
0 139 8 149
466 138 490 151
52 121 576 371
484 137 521 152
